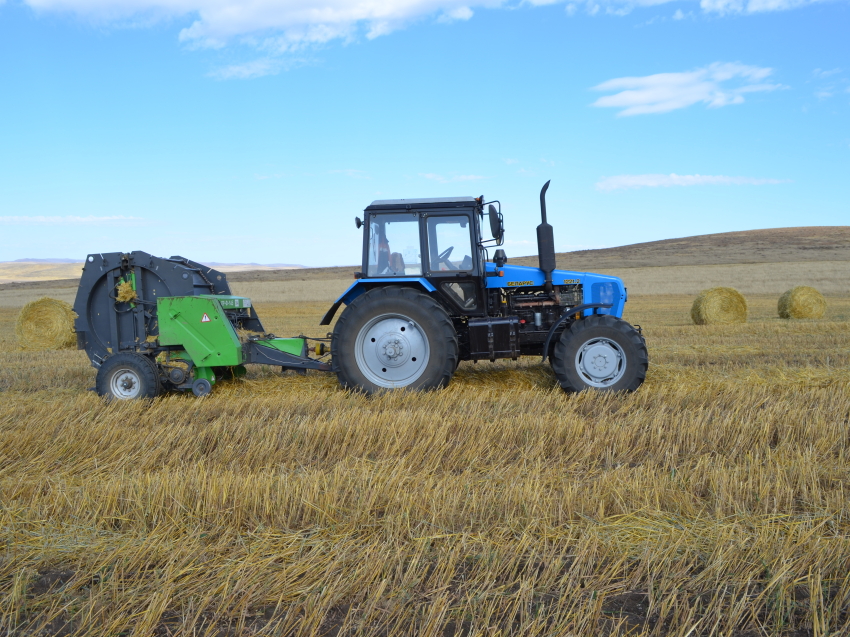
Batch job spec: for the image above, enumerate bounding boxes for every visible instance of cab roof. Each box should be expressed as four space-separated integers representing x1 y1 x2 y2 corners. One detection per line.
366 196 478 210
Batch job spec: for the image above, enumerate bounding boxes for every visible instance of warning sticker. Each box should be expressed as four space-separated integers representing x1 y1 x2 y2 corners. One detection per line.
201 313 211 323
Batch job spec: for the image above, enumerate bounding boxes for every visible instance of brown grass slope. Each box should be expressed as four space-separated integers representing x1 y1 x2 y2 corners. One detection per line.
1 297 850 635
512 226 850 270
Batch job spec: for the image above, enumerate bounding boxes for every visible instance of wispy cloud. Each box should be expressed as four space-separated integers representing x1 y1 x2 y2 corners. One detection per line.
813 68 842 79
436 6 474 22
701 0 830 14
330 169 370 179
596 173 790 191
591 62 785 116
809 68 846 100
420 173 486 183
0 215 145 225
209 58 287 80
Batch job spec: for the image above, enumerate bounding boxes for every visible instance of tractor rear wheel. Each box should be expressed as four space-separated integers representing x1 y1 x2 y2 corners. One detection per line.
551 315 647 393
331 286 458 394
95 352 161 400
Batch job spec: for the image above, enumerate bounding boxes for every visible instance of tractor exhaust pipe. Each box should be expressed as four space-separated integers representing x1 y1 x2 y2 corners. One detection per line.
537 180 556 295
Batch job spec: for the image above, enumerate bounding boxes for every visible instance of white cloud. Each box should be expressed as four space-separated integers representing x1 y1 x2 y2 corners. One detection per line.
25 0 503 49
701 0 829 13
437 5 474 22
0 215 145 225
591 62 785 116
596 173 790 191
20 0 836 56
420 173 486 183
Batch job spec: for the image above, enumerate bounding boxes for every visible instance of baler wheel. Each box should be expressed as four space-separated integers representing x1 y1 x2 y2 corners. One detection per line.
95 353 161 401
551 315 647 393
332 286 458 394
192 378 212 397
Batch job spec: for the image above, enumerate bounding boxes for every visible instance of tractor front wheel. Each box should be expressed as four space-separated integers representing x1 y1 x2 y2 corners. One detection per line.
551 315 648 393
95 352 161 400
331 287 458 394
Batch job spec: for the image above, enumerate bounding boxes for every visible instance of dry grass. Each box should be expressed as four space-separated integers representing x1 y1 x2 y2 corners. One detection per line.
0 262 84 286
1 294 850 636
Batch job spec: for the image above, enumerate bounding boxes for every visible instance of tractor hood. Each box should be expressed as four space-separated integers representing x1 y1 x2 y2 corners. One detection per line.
484 261 627 318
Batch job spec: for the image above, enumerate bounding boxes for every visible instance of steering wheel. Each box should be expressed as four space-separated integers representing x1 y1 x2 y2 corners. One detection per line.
437 246 455 269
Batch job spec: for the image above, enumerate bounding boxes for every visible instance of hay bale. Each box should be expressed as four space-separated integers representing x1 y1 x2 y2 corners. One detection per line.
778 286 826 319
15 297 78 351
691 287 748 325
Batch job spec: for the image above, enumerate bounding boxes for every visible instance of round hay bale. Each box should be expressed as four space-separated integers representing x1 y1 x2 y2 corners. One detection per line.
778 286 826 319
690 287 748 325
15 297 78 351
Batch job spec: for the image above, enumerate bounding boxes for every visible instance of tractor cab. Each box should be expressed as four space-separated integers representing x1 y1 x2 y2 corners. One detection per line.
355 197 487 314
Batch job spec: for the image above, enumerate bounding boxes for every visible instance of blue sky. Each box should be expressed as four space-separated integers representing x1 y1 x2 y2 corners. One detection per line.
1 0 847 266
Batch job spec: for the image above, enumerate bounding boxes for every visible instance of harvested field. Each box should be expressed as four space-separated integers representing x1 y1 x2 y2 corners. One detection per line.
1 292 849 636
3 260 850 308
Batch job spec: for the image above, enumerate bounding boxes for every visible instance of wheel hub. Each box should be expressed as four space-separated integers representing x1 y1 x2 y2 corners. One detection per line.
378 335 409 366
110 368 142 399
355 315 430 388
575 338 625 387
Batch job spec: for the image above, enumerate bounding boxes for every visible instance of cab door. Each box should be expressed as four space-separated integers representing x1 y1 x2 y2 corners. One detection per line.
422 212 483 315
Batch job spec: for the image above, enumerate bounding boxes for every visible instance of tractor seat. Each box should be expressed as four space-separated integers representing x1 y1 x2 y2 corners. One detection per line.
388 252 405 275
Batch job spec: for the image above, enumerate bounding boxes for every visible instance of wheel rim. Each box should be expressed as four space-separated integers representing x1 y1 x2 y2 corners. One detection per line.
574 337 626 388
110 367 142 399
354 313 430 388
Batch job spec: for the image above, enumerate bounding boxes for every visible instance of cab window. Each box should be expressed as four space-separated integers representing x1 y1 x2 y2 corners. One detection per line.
427 215 474 273
367 213 422 276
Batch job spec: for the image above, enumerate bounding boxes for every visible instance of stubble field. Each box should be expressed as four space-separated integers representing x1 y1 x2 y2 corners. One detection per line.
1 291 849 636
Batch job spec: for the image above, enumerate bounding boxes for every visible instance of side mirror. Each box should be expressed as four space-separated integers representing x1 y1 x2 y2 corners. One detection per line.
488 204 503 243
355 217 363 229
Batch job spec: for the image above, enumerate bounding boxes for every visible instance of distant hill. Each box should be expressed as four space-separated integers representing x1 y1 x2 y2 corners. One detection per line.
12 258 80 264
2 226 849 291
511 226 850 270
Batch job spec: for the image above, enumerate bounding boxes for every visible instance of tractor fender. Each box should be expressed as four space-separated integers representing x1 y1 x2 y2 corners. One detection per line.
320 278 438 325
540 303 613 362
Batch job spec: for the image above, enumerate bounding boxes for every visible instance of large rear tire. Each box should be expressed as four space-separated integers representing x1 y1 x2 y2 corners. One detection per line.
331 287 458 394
551 315 647 393
95 352 161 400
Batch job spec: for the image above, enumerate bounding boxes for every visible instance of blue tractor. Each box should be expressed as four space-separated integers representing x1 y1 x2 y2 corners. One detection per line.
322 182 648 394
